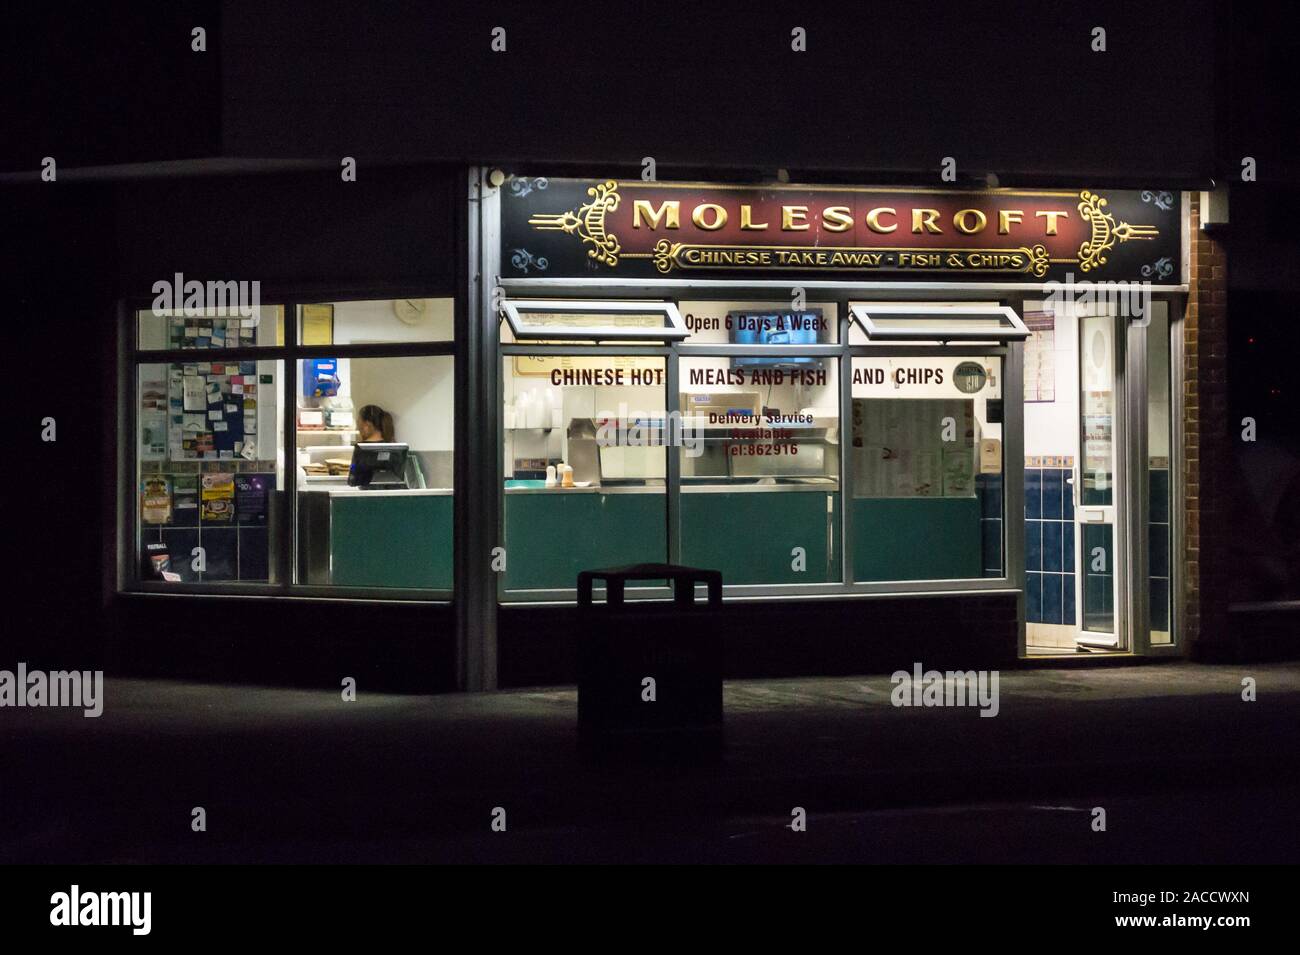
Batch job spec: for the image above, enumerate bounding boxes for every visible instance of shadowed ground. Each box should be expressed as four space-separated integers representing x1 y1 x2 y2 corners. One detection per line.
3 662 1297 863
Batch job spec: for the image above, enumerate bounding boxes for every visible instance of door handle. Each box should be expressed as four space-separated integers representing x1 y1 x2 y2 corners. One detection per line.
826 494 834 571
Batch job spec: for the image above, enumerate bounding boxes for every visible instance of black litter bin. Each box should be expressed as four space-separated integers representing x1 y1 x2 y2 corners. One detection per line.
577 563 723 762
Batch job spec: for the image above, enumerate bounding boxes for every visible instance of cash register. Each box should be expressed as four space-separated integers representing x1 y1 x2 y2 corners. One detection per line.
348 442 409 489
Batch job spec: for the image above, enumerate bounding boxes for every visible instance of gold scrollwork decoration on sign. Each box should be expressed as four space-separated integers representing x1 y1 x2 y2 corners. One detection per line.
527 179 623 267
651 239 682 274
1023 244 1050 277
1077 190 1160 272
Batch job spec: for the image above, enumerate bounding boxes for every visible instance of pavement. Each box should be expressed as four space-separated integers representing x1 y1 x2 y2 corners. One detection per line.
3 661 1299 863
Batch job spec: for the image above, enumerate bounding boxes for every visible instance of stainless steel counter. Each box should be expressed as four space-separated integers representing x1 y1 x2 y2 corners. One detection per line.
681 482 839 493
504 485 664 495
505 481 838 494
302 485 454 497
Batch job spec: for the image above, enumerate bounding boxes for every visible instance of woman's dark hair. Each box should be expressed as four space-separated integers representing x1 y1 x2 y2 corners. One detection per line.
357 404 395 442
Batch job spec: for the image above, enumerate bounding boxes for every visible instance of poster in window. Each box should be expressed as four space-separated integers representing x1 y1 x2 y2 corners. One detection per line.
852 398 977 499
200 472 235 523
301 304 334 346
140 475 173 524
1023 310 1056 403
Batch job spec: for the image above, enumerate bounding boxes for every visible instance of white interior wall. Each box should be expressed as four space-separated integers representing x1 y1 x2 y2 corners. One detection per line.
1023 304 1079 458
330 298 454 344
347 356 454 451
1147 302 1171 458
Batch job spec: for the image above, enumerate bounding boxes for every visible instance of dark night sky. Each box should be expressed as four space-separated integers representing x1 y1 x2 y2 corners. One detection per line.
9 0 1295 421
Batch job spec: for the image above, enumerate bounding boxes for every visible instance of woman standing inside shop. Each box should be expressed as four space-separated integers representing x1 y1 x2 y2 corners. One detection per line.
353 403 425 488
357 404 395 443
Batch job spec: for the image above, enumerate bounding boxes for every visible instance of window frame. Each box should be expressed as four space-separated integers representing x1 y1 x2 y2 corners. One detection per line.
123 289 459 601
849 302 1030 343
501 297 689 342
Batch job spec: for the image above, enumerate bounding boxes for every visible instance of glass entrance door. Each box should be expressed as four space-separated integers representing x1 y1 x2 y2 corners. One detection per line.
1076 310 1122 648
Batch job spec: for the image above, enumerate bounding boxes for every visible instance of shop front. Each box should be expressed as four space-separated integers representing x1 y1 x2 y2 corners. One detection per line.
118 168 1194 690
483 173 1188 686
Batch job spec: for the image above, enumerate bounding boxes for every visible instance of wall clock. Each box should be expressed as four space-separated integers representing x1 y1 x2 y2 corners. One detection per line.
393 298 427 325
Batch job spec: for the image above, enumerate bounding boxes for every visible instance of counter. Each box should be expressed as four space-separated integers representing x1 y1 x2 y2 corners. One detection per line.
680 486 840 584
298 487 453 589
502 480 842 590
852 497 983 581
504 487 667 591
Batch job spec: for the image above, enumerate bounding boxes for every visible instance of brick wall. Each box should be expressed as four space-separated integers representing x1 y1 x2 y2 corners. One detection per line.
1185 193 1230 657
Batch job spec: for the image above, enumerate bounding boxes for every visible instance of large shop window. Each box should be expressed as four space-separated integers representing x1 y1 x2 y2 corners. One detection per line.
849 354 1006 582
502 354 668 592
134 305 288 584
136 356 286 583
132 298 455 594
294 354 454 591
675 297 840 585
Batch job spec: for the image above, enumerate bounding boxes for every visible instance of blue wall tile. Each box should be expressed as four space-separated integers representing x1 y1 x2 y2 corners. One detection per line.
1063 573 1077 626
1026 571 1043 622
1043 521 1063 572
1043 469 1063 520
1063 521 1075 572
239 526 270 581
1150 576 1170 632
160 528 200 582
979 474 1003 520
199 527 238 581
1025 520 1042 572
1042 572 1063 624
1150 469 1170 524
1025 468 1042 519
1150 525 1170 578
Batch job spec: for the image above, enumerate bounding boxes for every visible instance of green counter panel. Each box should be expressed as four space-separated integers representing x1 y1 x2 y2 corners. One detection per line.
504 492 668 591
680 491 841 584
852 497 981 581
331 494 453 589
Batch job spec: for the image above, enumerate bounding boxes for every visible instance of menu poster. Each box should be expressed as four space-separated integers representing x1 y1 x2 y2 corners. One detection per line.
200 472 236 523
852 398 977 499
234 475 270 523
301 303 334 346
1023 310 1056 403
140 376 168 459
173 474 200 521
143 541 172 579
140 475 173 524
182 375 207 411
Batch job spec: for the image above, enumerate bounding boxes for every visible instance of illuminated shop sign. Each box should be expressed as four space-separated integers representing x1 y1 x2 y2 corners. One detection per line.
500 177 1182 284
